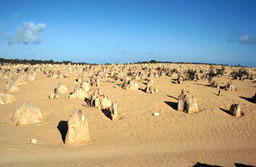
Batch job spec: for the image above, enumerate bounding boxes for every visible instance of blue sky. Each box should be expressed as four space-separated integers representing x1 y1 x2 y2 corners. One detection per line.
0 0 255 66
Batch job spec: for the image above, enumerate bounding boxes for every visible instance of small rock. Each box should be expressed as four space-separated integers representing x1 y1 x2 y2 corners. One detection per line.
30 138 37 144
152 112 160 116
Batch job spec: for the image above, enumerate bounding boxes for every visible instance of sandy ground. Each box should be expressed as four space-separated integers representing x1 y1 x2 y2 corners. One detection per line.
0 69 256 167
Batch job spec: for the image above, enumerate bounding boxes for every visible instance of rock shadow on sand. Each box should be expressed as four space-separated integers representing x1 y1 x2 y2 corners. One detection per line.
234 163 256 167
193 162 223 167
101 109 112 120
164 101 178 111
239 96 255 103
166 95 178 100
57 120 68 143
139 88 146 93
220 108 232 116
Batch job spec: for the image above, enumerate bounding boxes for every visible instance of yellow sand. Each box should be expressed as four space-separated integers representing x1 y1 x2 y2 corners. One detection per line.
0 67 256 167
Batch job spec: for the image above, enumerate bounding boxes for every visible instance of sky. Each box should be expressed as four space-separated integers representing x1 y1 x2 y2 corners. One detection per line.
0 0 255 66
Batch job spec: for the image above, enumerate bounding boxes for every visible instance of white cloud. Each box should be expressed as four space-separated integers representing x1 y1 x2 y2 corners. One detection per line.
8 21 46 45
238 34 256 44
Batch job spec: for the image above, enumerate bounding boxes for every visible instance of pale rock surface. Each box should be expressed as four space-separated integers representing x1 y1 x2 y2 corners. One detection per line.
30 138 37 144
56 83 68 94
122 79 138 90
111 101 118 120
210 80 219 88
0 93 16 104
69 86 88 100
229 104 242 118
13 102 42 126
178 89 199 113
65 110 89 144
224 81 235 91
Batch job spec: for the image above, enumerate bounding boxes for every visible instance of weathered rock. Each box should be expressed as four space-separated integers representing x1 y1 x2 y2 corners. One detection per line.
90 78 100 87
88 89 102 107
145 85 158 94
6 79 20 93
210 80 219 88
27 72 36 81
0 93 16 104
100 95 112 109
7 84 19 93
224 81 235 91
229 104 242 118
81 81 91 92
177 89 186 112
65 110 89 144
144 79 158 94
177 90 199 113
76 74 86 83
177 75 183 84
13 102 42 126
121 79 138 90
30 138 37 144
49 92 59 99
111 101 118 120
96 79 100 86
2 70 12 79
49 83 68 99
15 75 27 86
56 83 68 94
87 89 114 111
180 88 186 95
69 86 88 99
217 89 221 96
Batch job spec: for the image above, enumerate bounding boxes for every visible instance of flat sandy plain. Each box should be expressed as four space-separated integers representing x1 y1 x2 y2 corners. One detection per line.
0 64 256 167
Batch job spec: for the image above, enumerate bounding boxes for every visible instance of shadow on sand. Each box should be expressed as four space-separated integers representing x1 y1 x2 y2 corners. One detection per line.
57 120 68 143
239 96 255 103
234 163 256 167
139 88 146 93
164 101 178 111
193 162 222 167
167 95 178 100
219 107 232 116
101 109 112 120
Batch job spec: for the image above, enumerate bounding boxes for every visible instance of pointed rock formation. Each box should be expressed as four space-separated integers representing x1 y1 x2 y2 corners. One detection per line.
121 79 138 90
177 89 199 114
65 110 89 144
144 79 158 94
224 81 235 91
49 83 68 99
111 101 118 120
210 80 219 88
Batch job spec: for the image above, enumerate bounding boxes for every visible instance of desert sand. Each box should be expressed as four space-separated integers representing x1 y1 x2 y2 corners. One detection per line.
0 63 256 167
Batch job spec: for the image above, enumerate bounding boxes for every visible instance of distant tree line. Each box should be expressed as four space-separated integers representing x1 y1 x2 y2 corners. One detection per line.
0 58 94 65
0 58 247 67
130 60 230 66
